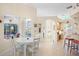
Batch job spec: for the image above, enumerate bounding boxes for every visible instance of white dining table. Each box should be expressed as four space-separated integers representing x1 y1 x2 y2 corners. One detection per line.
14 37 33 56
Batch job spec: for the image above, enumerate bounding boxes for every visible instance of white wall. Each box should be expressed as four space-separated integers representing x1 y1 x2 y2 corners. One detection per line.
0 3 37 55
36 16 59 43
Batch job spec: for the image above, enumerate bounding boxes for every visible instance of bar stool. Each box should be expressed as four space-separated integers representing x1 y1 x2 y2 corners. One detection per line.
70 40 79 55
64 38 74 55
64 38 74 49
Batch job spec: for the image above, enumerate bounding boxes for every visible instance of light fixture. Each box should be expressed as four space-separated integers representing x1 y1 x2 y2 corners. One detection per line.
11 26 14 30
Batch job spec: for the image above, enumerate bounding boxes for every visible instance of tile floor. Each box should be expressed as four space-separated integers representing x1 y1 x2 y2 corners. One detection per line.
0 36 78 56
35 37 65 56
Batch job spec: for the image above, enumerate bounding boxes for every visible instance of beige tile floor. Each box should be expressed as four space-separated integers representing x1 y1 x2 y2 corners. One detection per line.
0 36 78 56
35 37 65 56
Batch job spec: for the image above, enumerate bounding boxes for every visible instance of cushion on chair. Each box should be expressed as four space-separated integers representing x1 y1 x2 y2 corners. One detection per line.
73 40 79 44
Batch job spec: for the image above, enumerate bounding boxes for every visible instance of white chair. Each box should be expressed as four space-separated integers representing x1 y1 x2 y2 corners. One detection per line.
26 38 40 56
12 39 25 56
26 42 34 56
33 38 40 55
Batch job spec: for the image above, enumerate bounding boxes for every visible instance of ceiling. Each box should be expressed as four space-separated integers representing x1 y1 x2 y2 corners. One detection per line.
29 3 76 17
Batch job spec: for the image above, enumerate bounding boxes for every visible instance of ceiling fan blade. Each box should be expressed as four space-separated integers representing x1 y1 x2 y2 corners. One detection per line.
66 5 73 9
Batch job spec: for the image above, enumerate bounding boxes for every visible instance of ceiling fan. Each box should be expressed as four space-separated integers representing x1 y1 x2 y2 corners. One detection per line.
66 3 79 9
66 5 73 9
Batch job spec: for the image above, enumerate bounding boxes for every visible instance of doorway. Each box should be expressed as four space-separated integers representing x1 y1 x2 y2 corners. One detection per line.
37 19 58 56
44 19 57 47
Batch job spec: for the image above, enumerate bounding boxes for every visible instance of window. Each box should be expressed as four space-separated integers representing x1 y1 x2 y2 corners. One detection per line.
25 19 32 38
4 23 18 39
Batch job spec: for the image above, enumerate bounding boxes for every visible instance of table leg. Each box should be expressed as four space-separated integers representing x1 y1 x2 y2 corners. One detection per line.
24 44 27 56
